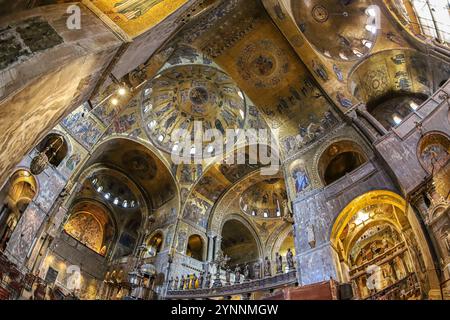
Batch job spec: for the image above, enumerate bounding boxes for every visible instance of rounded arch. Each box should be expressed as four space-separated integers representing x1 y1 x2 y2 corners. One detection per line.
207 166 283 235
76 164 149 229
220 214 263 266
145 229 165 257
186 234 205 261
318 140 369 186
64 199 117 256
269 224 296 261
0 169 38 250
330 190 406 245
310 134 372 189
5 169 38 213
329 190 433 299
76 136 180 214
35 132 69 169
417 131 450 175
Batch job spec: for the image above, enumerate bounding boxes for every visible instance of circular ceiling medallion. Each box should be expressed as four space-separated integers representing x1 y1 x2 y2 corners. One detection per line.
237 39 289 89
141 65 246 154
189 86 209 106
250 54 277 77
292 0 377 61
312 5 329 23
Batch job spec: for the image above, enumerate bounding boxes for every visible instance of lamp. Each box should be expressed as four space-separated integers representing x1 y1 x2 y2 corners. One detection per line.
30 136 65 175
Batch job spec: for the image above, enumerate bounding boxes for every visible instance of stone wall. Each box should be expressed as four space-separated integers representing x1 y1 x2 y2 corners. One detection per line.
0 3 122 188
374 81 450 195
292 160 398 285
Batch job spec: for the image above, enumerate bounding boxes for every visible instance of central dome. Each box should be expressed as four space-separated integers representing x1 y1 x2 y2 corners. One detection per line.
141 65 246 154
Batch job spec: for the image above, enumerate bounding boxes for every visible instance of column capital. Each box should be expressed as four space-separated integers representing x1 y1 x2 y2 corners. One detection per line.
206 231 217 238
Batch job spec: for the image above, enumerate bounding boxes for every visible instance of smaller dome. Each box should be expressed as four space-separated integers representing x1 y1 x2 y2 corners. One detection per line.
239 178 287 218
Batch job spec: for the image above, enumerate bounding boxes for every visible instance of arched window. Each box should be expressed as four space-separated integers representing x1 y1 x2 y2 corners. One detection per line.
36 133 68 167
146 232 163 257
31 133 68 175
186 234 204 261
319 141 368 186
0 170 37 251
221 219 260 266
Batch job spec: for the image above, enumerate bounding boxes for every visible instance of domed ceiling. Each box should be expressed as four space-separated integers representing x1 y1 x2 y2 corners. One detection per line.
291 0 377 61
88 173 139 210
239 178 287 219
141 64 247 155
349 49 450 104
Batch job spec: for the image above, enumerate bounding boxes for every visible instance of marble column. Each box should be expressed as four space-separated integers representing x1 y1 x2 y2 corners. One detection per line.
411 193 429 221
348 109 378 143
356 104 389 136
214 235 222 259
206 232 216 262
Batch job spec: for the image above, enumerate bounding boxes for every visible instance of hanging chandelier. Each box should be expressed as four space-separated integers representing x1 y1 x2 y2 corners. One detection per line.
30 136 65 175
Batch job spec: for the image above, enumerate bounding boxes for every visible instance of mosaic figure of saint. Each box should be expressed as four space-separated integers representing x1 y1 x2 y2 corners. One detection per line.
292 166 309 194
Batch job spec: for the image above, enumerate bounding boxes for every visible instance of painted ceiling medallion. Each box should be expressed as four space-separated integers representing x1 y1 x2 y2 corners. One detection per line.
237 39 289 89
312 5 329 23
292 0 377 61
141 65 246 154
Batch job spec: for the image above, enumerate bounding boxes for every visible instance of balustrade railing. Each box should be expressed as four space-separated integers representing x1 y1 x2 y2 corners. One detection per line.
166 270 297 299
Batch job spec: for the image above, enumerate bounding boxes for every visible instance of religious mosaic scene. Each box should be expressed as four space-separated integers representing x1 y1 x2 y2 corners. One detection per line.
0 0 450 302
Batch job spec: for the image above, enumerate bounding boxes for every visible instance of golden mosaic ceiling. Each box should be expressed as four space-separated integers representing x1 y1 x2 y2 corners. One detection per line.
141 64 246 155
291 0 377 61
349 49 450 104
85 138 176 207
185 0 340 158
90 0 189 37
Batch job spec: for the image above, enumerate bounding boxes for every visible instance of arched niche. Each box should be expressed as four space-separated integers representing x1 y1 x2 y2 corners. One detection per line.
417 131 450 174
186 234 204 261
271 226 296 261
221 218 261 267
63 201 115 256
349 49 450 130
318 140 368 185
330 190 429 299
36 133 68 167
145 231 164 257
31 133 69 175
0 169 37 251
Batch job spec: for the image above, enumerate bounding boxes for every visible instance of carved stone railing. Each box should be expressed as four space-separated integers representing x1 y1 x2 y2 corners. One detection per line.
165 270 297 299
323 160 378 199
